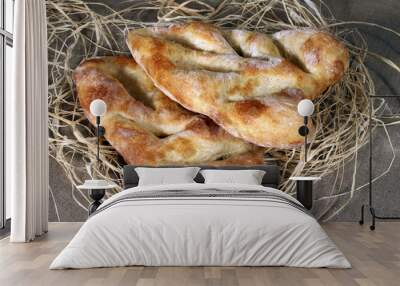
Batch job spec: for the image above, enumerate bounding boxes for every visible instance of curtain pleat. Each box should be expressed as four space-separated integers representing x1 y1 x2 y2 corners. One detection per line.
9 0 49 242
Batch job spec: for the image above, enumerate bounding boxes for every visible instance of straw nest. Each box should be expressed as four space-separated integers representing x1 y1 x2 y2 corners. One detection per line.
46 0 400 219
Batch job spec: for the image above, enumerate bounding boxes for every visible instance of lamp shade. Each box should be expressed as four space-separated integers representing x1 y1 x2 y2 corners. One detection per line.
90 99 107 117
297 99 314 117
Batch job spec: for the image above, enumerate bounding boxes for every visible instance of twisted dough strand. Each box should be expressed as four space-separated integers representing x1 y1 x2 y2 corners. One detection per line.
127 22 349 148
74 56 265 165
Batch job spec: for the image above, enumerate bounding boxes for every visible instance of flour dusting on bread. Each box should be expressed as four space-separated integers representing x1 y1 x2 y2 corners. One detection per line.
75 22 349 164
126 22 348 148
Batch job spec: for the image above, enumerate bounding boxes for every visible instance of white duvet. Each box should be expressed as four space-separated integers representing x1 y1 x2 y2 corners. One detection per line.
50 183 350 269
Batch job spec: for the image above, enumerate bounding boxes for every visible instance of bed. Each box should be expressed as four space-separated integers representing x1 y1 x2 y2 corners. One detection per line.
50 165 350 269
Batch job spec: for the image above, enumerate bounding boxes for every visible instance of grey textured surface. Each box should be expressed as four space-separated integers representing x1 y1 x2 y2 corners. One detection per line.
49 158 87 221
48 0 400 222
316 0 400 221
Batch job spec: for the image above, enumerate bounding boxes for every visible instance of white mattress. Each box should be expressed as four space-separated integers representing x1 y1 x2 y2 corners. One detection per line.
50 183 350 269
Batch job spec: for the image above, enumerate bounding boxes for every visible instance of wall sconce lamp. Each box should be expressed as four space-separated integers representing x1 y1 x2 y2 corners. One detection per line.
297 99 315 163
290 99 318 211
90 99 107 164
78 99 114 215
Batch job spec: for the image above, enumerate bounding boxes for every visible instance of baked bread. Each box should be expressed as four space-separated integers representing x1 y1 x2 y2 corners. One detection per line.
127 22 349 148
74 56 265 165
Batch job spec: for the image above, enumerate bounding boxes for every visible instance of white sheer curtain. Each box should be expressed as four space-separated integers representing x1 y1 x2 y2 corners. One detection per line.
8 0 49 242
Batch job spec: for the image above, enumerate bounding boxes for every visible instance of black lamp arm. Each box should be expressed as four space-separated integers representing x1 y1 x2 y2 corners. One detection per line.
298 117 309 136
95 116 106 164
95 116 105 137
97 126 105 137
298 116 309 163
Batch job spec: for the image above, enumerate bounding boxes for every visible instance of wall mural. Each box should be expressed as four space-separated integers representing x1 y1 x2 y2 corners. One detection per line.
75 22 349 165
47 0 397 220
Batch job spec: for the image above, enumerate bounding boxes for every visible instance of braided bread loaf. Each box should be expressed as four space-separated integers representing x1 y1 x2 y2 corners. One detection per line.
74 56 265 165
127 22 349 148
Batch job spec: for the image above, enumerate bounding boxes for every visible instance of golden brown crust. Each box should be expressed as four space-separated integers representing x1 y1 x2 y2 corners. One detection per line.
149 22 236 54
74 56 264 165
127 22 348 148
272 29 349 88
223 29 281 58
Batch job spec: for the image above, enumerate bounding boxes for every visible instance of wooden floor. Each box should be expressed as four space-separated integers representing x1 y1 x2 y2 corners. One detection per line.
0 222 399 286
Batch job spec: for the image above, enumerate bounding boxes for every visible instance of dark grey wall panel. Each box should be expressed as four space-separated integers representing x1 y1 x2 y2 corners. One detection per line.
317 0 400 221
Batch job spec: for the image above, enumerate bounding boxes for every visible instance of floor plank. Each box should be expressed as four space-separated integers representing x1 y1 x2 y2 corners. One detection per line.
0 222 399 286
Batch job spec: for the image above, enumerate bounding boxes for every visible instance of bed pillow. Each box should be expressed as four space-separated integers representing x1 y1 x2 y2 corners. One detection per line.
200 169 266 185
135 167 200 186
